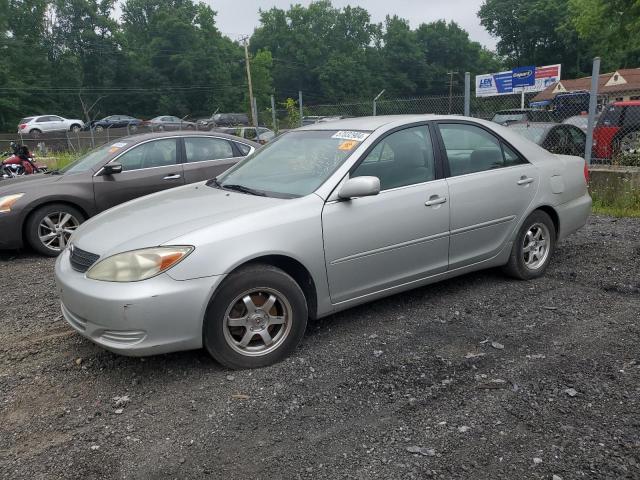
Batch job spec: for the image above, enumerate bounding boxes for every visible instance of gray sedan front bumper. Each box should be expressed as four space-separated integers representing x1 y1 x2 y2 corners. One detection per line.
55 248 225 356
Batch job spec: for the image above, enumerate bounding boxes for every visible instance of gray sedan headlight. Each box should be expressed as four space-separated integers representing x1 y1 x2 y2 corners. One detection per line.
0 193 24 213
86 246 193 282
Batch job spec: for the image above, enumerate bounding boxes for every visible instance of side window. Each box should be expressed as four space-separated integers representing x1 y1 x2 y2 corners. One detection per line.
623 107 639 128
438 123 524 176
235 143 252 156
567 127 585 149
116 139 177 171
36 116 51 123
352 125 435 190
184 137 234 162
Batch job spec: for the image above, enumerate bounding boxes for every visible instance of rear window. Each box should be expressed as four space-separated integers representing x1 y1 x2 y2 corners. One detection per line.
508 124 549 144
19 117 34 124
492 113 526 125
598 105 622 127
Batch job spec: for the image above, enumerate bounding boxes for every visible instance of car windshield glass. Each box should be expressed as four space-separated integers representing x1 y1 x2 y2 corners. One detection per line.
508 124 549 144
59 142 121 174
216 130 367 197
493 113 526 125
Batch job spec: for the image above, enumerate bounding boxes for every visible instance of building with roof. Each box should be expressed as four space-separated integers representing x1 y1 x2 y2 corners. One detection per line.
532 68 640 105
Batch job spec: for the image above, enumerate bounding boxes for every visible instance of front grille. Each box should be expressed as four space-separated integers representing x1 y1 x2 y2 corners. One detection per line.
70 246 100 273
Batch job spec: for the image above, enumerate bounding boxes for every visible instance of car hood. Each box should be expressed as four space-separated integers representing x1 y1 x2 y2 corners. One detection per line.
0 173 64 194
72 182 289 257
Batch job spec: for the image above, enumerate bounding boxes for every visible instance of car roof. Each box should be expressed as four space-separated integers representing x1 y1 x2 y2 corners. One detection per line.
612 100 640 107
507 122 557 130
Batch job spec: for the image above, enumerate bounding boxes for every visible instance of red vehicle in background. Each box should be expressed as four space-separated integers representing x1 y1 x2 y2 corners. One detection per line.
592 101 640 160
1 142 47 178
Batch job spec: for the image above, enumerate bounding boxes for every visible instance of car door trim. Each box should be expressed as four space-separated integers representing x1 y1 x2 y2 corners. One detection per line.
330 230 450 265
450 215 516 236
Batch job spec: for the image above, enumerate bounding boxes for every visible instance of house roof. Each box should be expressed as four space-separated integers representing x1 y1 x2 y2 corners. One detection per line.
532 68 640 102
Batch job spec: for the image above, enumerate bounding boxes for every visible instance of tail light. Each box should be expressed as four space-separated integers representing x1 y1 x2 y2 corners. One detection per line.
18 124 26 130
584 162 589 184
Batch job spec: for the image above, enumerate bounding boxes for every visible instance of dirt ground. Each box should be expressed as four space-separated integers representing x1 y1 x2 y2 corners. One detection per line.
1 215 639 479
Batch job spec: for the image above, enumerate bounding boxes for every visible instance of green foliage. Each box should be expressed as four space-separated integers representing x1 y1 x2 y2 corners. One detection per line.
568 0 640 69
591 183 640 217
281 98 300 129
478 0 595 77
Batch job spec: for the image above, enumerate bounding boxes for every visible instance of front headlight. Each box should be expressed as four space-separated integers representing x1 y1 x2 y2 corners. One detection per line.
86 246 193 282
0 193 24 213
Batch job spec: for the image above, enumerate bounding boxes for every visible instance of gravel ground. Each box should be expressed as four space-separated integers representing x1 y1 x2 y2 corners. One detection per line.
1 215 639 480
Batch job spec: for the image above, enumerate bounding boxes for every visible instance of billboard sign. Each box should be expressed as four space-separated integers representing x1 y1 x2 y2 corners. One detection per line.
475 64 561 97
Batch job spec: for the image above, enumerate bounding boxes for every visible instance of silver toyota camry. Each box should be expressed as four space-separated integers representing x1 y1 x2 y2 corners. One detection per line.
55 115 592 369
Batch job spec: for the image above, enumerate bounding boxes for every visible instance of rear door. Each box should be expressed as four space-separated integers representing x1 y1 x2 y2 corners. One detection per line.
435 121 538 269
92 138 184 211
181 136 243 183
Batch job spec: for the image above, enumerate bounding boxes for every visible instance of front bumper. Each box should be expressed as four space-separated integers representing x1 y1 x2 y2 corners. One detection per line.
55 248 225 356
0 210 24 249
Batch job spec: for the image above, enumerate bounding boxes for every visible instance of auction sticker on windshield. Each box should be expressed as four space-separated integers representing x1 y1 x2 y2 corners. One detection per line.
338 140 359 151
331 131 370 141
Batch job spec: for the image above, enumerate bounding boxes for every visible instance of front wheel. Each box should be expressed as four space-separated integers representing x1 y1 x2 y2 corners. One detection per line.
503 210 556 280
25 203 85 256
70 124 82 133
203 264 308 369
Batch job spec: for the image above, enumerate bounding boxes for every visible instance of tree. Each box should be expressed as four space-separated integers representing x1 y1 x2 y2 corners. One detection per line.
478 0 594 77
569 0 640 69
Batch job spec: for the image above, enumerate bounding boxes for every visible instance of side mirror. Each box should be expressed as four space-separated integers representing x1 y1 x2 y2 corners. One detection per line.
103 163 123 175
338 176 380 200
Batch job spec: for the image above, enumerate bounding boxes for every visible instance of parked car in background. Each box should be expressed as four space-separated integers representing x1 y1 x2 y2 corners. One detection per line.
562 114 595 133
18 115 84 137
214 127 276 144
592 101 640 160
209 113 250 127
507 122 586 157
86 115 142 131
141 116 198 131
491 109 556 126
54 115 591 369
0 131 259 256
549 91 591 121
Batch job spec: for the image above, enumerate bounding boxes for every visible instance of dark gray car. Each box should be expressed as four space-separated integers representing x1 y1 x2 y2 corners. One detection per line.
0 131 258 256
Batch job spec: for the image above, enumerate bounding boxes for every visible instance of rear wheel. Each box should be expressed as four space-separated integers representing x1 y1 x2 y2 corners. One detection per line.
25 203 85 256
203 264 308 369
619 130 640 156
30 129 41 138
503 210 556 280
70 124 82 133
95 125 104 132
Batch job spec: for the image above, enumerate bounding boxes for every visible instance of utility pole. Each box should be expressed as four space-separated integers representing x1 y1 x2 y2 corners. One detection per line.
241 36 257 127
447 71 459 114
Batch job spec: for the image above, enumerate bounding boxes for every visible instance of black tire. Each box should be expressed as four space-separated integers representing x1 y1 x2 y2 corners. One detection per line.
25 203 85 257
70 124 82 132
502 210 556 280
30 129 41 138
203 264 308 369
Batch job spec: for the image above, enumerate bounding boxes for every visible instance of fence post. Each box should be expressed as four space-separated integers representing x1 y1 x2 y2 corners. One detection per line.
464 72 471 117
373 89 385 116
271 95 277 133
252 97 259 127
298 90 303 127
89 126 95 149
585 57 601 165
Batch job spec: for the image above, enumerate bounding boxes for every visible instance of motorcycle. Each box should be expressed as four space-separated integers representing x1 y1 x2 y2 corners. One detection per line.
1 142 48 179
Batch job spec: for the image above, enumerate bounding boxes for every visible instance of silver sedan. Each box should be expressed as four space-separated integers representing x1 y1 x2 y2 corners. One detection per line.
55 115 592 369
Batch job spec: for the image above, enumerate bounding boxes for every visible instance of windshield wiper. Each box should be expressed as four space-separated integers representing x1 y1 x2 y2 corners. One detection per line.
221 184 267 196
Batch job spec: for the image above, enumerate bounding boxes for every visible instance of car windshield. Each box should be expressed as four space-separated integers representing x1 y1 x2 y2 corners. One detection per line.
493 113 526 125
59 142 125 174
215 130 368 198
508 124 550 144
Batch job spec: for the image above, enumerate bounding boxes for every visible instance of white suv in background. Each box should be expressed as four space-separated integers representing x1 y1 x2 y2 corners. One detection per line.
18 115 84 137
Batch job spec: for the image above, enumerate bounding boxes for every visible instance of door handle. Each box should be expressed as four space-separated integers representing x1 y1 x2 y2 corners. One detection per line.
163 174 181 180
425 195 447 207
517 177 534 185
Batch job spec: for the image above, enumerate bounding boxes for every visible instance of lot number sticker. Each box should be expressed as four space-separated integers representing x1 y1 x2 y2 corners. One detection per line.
332 131 369 141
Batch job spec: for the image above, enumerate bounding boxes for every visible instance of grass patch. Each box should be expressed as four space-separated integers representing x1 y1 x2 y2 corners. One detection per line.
590 183 640 217
49 150 86 170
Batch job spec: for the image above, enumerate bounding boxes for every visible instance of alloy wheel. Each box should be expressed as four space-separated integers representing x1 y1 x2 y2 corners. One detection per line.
223 287 292 357
522 222 551 270
38 211 80 252
620 131 640 155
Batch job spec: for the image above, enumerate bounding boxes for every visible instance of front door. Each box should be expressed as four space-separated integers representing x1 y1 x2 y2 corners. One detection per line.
435 122 538 269
93 138 184 212
322 125 450 304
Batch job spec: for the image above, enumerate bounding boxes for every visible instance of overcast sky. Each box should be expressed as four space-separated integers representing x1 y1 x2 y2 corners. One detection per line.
207 0 496 49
